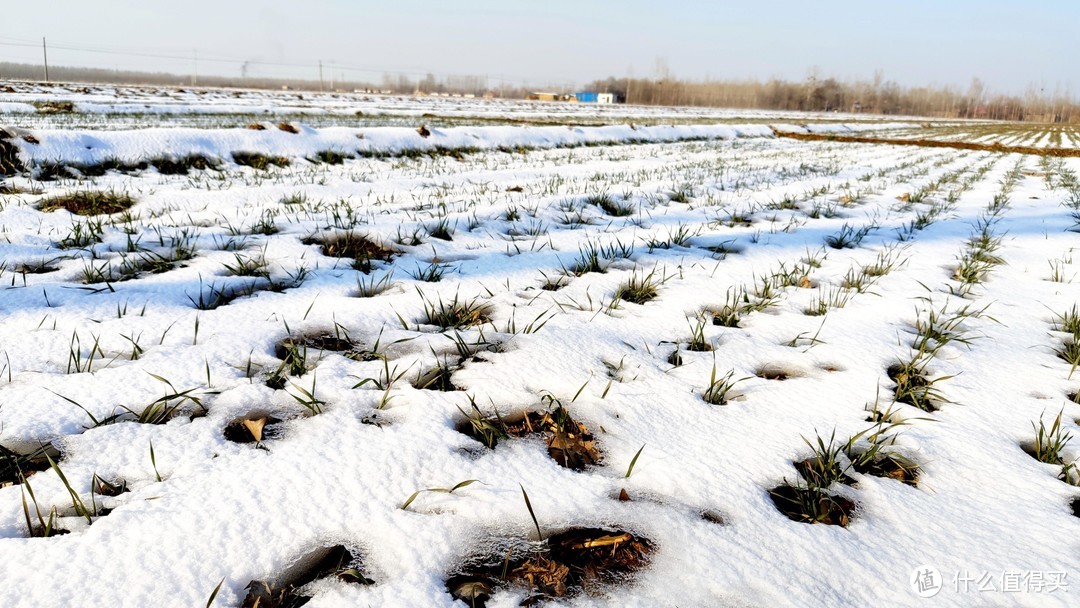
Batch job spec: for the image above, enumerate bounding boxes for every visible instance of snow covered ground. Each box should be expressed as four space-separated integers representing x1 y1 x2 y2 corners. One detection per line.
1 97 1080 608
0 81 949 131
876 123 1080 150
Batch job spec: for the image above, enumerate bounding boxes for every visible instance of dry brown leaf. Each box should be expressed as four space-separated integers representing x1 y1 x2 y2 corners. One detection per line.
451 580 492 601
243 417 268 442
569 533 631 550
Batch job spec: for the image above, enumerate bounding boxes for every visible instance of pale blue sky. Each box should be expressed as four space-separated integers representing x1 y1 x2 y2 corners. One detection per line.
1 1 1075 93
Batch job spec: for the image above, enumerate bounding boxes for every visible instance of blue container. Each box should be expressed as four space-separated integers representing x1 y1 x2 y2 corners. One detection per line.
575 92 599 103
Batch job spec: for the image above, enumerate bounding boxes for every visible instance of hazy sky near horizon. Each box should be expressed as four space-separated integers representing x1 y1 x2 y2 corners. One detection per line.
1 1 1075 93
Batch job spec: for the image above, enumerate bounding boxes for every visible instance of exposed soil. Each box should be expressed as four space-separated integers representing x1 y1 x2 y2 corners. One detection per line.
150 155 215 175
504 409 600 470
232 151 290 170
0 135 25 176
666 350 683 366
793 457 855 488
93 476 129 497
275 334 356 360
224 416 283 444
540 276 569 291
757 364 800 381
457 405 601 470
305 232 396 272
0 444 51 488
12 262 59 274
769 484 856 527
850 453 919 486
702 243 742 257
446 527 652 606
413 365 461 391
38 190 136 216
241 544 373 607
701 510 726 525
886 363 939 412
774 128 1080 158
34 101 75 114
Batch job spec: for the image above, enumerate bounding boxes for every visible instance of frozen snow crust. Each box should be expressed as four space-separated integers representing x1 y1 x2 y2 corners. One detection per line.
0 103 1079 607
6 122 778 168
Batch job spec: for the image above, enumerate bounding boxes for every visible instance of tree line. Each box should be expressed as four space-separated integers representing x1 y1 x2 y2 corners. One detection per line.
584 72 1076 122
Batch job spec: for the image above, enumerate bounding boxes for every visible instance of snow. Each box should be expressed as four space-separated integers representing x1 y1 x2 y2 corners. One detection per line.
0 90 1079 608
0 81 927 123
773 122 918 135
1 81 953 133
9 123 778 167
0 102 36 114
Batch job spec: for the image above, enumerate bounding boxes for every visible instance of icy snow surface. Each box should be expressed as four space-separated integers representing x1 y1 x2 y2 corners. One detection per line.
0 94 1078 608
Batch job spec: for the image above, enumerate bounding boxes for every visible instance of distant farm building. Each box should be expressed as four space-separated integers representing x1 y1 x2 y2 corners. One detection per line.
575 92 617 104
526 92 575 102
525 91 620 103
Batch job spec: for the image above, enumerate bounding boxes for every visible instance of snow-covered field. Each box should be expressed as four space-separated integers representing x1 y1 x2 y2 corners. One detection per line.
877 123 1080 150
0 81 945 131
1 92 1080 608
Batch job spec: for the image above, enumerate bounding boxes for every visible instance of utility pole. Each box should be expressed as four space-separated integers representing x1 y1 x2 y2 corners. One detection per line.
42 37 49 83
318 60 324 92
192 49 198 87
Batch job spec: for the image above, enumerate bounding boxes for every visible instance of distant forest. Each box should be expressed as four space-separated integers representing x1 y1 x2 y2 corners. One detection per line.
584 72 1076 122
0 62 498 97
0 62 396 95
1 61 1075 123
